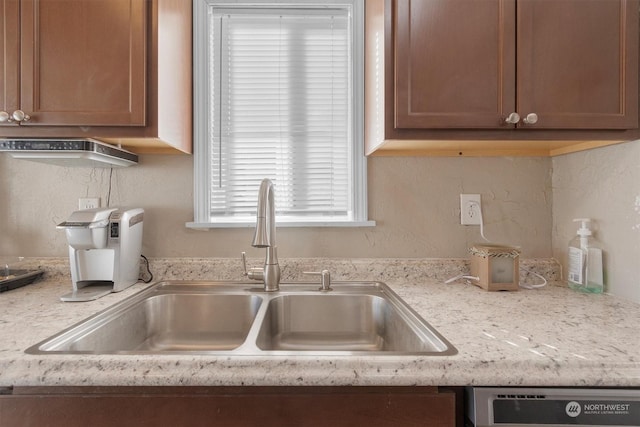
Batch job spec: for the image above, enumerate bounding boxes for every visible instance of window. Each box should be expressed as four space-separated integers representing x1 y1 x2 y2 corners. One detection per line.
189 0 371 228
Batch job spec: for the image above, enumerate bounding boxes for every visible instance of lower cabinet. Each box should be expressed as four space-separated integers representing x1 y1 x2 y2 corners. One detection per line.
0 386 461 427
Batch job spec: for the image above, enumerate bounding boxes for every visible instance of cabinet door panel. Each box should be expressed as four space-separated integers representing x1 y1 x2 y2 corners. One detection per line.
19 0 146 126
517 0 638 129
394 0 516 129
0 387 458 427
0 0 20 124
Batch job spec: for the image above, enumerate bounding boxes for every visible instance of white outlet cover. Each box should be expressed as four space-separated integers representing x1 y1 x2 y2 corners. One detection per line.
78 197 100 210
460 194 481 225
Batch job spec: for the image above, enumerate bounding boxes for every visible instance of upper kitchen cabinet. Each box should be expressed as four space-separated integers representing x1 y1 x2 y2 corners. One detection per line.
0 0 192 154
365 0 640 156
517 0 638 130
393 0 516 130
0 0 146 126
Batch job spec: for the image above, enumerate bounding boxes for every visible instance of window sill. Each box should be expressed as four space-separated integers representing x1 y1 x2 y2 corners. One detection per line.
186 220 376 229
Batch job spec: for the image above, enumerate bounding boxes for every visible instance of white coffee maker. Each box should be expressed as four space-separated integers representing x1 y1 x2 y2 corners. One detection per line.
57 207 144 302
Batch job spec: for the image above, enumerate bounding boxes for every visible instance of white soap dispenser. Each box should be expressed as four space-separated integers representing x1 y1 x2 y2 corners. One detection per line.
567 218 604 293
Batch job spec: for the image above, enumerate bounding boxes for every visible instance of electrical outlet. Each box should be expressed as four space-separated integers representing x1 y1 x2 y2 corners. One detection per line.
460 194 482 225
78 197 100 210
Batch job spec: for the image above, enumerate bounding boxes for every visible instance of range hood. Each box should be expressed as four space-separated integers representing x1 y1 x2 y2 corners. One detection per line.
0 138 138 168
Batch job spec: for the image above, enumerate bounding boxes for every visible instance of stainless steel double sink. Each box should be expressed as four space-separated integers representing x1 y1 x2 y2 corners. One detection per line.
26 281 456 356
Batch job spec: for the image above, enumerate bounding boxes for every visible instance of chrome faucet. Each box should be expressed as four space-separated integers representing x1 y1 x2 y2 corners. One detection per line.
241 178 281 291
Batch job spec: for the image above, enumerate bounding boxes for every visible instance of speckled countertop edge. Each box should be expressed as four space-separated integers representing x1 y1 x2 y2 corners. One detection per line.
1 257 639 388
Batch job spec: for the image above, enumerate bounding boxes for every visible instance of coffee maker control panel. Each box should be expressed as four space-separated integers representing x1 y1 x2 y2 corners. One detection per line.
110 221 120 239
109 212 122 240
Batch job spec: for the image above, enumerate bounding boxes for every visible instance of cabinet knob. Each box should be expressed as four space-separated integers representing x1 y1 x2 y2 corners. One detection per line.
523 113 538 125
504 112 520 124
0 111 9 123
12 110 31 123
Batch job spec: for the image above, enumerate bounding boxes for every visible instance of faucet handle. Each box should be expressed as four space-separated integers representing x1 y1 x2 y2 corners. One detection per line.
304 270 332 291
241 251 265 281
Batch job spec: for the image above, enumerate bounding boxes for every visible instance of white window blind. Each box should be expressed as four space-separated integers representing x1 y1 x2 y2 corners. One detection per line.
211 9 351 222
190 0 371 228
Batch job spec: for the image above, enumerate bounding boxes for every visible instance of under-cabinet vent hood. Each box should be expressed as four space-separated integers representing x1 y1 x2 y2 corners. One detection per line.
0 138 138 168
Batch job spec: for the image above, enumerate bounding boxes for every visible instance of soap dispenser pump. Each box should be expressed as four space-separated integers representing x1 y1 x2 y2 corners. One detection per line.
567 218 603 293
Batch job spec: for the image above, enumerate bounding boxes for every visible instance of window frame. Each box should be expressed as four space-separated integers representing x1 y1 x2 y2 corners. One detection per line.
188 0 373 229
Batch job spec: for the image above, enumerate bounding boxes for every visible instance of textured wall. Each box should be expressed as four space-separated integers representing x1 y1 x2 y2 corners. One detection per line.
0 154 552 260
552 140 640 303
4 141 638 303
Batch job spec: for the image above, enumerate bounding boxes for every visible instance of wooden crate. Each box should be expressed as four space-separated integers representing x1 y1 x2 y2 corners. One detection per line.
469 244 520 291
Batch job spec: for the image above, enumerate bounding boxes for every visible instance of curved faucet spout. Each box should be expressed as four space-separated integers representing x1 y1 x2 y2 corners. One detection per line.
252 178 276 248
248 178 280 291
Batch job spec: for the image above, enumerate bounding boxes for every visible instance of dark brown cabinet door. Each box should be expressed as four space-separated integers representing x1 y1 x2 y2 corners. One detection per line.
517 0 638 129
0 386 460 427
0 0 20 126
392 0 638 131
2 0 146 127
394 0 517 129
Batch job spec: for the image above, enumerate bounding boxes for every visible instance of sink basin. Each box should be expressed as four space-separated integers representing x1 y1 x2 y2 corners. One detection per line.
138 294 261 351
26 281 456 356
257 294 447 352
33 291 262 353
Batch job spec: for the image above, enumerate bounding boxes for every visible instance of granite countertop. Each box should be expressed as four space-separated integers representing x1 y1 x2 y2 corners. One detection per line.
1 258 639 388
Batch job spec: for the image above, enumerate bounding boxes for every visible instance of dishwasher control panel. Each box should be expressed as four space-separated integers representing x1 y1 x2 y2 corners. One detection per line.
466 387 640 426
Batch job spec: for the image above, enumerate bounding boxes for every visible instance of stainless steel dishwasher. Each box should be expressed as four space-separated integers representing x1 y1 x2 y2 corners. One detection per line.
466 387 640 426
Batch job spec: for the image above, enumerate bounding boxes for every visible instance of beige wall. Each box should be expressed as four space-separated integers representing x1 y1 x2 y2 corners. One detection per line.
3 141 638 303
0 154 552 260
552 140 640 303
